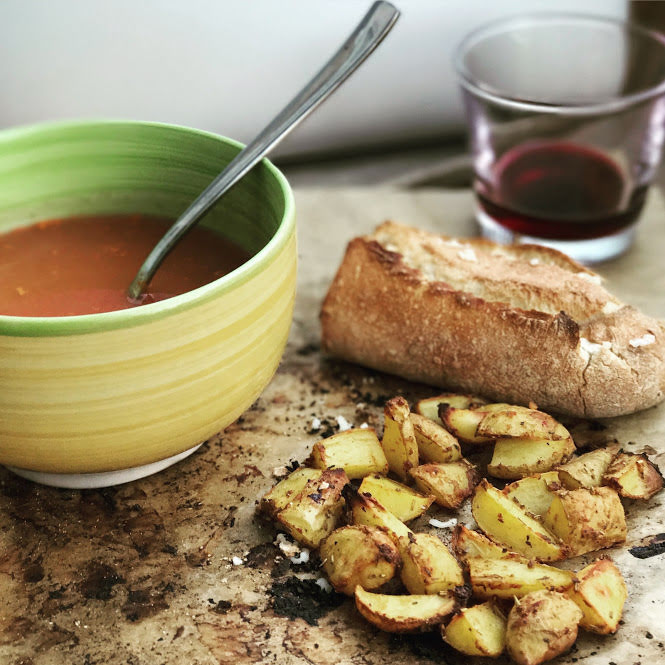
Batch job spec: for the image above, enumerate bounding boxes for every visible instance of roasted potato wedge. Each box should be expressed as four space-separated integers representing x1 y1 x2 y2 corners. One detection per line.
505 590 582 665
487 435 576 480
276 468 348 548
310 428 389 479
415 393 488 424
382 397 419 480
439 406 493 445
259 467 322 518
410 460 480 509
602 451 664 500
410 412 462 463
400 532 464 594
469 557 575 600
451 524 515 563
477 406 568 441
543 487 626 556
320 525 400 596
355 586 457 633
347 486 413 546
569 558 627 634
503 471 560 517
443 601 507 658
471 479 566 562
358 474 434 522
557 444 620 489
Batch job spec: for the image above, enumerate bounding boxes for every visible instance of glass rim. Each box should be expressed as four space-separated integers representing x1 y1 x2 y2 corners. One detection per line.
453 11 665 115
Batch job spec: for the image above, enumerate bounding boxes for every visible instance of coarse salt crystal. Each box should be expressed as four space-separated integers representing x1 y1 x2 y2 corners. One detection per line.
576 271 602 284
290 549 310 565
232 556 244 566
602 301 622 315
360 422 369 429
336 415 353 431
429 517 458 529
311 417 321 431
318 481 330 490
529 258 540 266
629 333 656 348
578 337 612 364
275 533 301 557
315 577 333 593
580 337 611 355
457 247 477 262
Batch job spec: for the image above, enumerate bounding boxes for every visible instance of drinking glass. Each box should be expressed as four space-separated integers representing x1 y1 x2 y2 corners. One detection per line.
454 13 665 263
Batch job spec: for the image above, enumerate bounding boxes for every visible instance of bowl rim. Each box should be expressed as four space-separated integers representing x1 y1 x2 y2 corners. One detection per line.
0 118 296 337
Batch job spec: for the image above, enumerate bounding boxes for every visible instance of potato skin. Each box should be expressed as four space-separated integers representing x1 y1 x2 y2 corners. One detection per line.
502 471 560 517
354 586 457 633
476 406 566 441
506 590 582 665
543 486 626 556
320 525 400 596
346 486 413 546
557 444 619 489
467 557 574 600
602 451 664 500
443 602 507 657
276 468 349 548
415 393 487 425
410 412 462 463
451 524 514 563
400 532 463 594
311 427 389 479
487 435 575 480
410 460 480 509
259 467 322 518
570 558 627 634
382 396 419 480
358 474 434 522
471 479 566 562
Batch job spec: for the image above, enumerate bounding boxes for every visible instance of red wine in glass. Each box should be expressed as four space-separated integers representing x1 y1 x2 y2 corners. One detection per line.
476 142 648 241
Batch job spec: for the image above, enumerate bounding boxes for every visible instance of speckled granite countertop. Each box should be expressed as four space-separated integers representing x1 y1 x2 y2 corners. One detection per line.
1 188 664 665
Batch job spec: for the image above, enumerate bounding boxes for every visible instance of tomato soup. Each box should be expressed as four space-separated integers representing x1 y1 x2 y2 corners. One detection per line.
0 214 251 317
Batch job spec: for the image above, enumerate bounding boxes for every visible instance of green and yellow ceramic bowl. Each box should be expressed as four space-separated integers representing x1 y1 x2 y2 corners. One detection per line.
0 120 296 484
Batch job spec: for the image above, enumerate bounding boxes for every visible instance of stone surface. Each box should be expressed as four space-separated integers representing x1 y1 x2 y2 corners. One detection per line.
1 187 664 664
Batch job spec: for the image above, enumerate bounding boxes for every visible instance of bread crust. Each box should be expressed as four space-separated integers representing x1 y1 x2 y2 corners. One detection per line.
320 223 665 418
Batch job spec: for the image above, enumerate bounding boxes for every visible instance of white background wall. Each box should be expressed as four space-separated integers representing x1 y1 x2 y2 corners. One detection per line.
0 0 627 158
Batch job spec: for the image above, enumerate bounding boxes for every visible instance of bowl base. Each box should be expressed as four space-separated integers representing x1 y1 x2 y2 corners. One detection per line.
5 443 203 489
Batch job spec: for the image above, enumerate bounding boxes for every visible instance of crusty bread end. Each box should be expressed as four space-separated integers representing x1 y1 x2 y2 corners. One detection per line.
320 222 665 418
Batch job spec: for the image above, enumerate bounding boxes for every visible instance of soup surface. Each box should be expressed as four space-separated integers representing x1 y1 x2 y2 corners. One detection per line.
0 214 251 317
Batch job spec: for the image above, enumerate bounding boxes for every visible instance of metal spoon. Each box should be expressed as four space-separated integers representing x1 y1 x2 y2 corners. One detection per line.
127 1 400 302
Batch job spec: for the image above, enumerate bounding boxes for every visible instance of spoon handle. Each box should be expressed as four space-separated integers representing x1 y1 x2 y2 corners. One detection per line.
128 1 400 300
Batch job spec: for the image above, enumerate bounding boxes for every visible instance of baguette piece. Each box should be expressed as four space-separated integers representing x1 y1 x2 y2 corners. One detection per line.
320 222 665 417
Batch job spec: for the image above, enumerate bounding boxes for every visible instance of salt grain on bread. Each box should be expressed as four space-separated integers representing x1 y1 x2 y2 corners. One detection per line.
320 222 665 418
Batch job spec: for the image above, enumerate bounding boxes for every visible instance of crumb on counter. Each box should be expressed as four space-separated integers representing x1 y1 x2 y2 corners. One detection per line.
429 517 458 529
